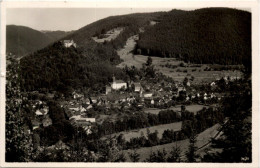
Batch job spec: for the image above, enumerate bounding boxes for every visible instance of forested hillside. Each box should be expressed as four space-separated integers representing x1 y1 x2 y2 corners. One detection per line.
19 12 165 93
136 8 251 66
6 25 54 56
20 41 126 94
18 8 251 94
64 12 164 50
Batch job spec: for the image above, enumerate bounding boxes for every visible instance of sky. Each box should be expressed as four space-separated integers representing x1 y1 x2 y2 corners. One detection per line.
7 8 173 31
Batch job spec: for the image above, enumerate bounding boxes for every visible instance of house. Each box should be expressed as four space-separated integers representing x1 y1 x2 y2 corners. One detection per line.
69 115 81 121
32 120 40 130
86 105 93 110
210 82 216 87
86 118 96 123
111 76 127 90
70 115 96 123
63 40 77 48
80 107 86 113
106 86 112 95
134 83 142 92
43 115 52 127
89 97 98 104
72 91 84 99
35 109 44 116
143 92 153 98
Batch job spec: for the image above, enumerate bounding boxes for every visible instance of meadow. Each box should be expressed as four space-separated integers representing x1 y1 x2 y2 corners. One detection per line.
108 121 182 141
123 123 221 161
144 104 207 115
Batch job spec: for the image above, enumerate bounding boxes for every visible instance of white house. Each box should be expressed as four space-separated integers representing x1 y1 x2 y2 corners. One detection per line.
63 40 77 48
111 76 127 90
143 92 153 98
210 82 216 87
70 115 96 123
134 83 142 92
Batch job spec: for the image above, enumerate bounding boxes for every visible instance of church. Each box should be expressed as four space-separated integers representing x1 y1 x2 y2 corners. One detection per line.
111 76 127 90
106 76 127 94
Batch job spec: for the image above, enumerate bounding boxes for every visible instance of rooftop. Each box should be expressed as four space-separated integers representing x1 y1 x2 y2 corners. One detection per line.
114 80 126 84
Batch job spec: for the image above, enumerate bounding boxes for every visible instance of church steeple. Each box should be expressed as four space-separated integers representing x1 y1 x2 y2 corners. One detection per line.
112 75 116 84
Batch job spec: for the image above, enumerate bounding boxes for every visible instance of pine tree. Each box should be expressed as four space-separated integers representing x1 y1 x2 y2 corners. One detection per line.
146 56 153 66
129 149 140 162
167 143 181 162
185 129 198 162
202 85 252 162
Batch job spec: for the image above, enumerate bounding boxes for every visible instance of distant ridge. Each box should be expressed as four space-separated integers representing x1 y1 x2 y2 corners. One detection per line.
6 25 70 57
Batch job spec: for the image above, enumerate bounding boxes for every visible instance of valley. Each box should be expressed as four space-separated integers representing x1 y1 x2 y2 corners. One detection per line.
6 7 252 163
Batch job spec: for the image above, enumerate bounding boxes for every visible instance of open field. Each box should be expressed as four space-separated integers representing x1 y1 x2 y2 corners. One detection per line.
117 35 177 69
170 104 206 113
123 123 221 161
96 113 119 124
92 27 124 43
108 122 182 141
117 35 242 84
144 104 207 115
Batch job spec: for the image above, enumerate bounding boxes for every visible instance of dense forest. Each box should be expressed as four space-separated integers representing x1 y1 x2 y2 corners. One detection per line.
135 8 251 67
19 42 125 94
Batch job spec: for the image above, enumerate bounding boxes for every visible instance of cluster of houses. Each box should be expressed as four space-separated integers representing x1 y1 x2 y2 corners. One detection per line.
59 74 233 134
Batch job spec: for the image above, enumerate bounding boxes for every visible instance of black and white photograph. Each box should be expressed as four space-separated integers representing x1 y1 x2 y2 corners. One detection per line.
0 1 259 167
